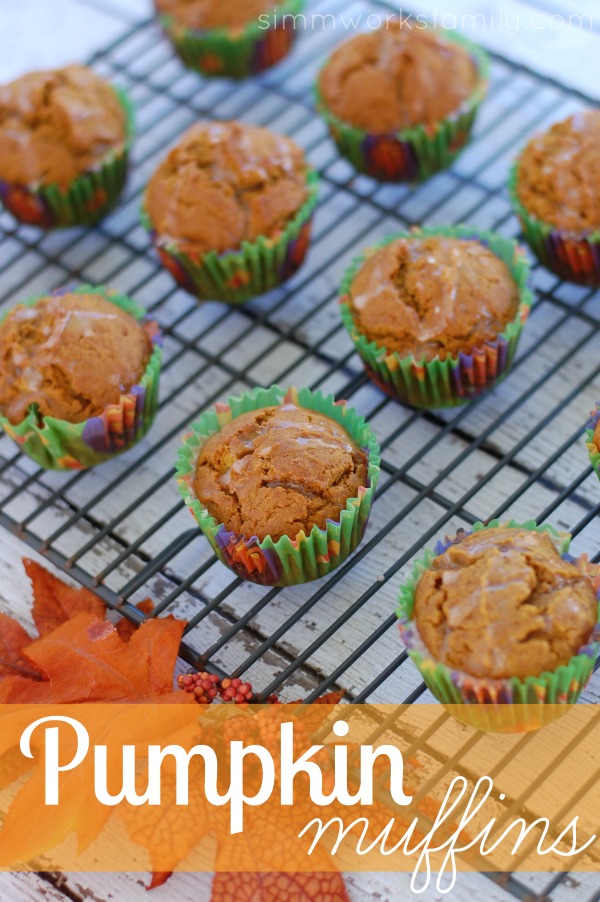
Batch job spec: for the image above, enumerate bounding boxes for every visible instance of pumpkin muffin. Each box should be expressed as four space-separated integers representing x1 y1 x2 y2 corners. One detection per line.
156 0 276 30
413 526 598 681
146 121 308 257
155 0 302 78
515 111 600 233
0 65 132 227
316 23 487 181
176 386 380 586
339 227 532 408
143 121 319 302
0 287 162 471
510 110 600 285
0 292 153 425
193 403 368 542
397 522 600 731
318 23 477 134
348 235 519 363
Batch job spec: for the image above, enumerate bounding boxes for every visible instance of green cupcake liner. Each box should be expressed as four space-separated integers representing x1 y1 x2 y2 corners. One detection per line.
175 385 381 587
0 87 134 229
142 168 319 304
339 225 533 409
0 285 163 471
508 163 600 286
585 402 600 482
315 27 489 182
396 519 600 732
159 0 303 79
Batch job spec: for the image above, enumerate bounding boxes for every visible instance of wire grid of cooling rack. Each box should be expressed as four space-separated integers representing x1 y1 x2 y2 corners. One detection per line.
1 2 600 898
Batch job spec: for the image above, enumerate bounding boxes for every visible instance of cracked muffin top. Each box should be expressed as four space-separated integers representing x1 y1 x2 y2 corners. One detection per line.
0 293 153 425
193 404 369 541
516 110 600 233
144 121 309 256
0 65 127 190
347 236 519 362
318 23 477 134
413 527 598 680
155 0 276 30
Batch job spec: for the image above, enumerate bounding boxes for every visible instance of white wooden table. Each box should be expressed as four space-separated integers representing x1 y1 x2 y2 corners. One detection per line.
1 1 599 900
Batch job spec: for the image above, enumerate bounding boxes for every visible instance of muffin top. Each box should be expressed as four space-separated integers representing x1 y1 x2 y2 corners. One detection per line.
347 236 519 362
155 0 275 30
516 110 600 232
0 65 127 190
193 404 368 541
0 293 152 425
318 23 477 133
413 527 598 681
145 121 309 257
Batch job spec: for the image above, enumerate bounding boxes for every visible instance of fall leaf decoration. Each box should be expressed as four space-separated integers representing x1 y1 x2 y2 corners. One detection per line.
0 559 351 899
115 598 154 642
0 612 43 680
0 613 189 704
211 871 350 902
0 559 195 871
24 558 106 636
118 733 213 885
0 562 188 704
0 560 185 705
147 872 173 890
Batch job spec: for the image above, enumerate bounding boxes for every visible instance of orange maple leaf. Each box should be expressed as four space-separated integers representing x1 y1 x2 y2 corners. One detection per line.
24 558 106 636
211 872 350 902
0 612 42 680
0 562 351 896
0 613 187 704
0 562 201 878
119 734 213 886
116 599 154 642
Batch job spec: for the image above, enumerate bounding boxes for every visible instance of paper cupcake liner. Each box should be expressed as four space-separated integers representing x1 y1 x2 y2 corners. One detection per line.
339 225 533 409
396 519 600 732
508 163 600 286
0 285 162 471
315 29 488 182
0 87 134 230
142 168 319 304
175 385 381 587
585 402 600 483
158 0 303 79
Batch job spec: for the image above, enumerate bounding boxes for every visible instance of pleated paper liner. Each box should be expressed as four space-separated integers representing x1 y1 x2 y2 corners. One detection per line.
508 163 600 286
0 285 163 471
339 225 533 409
142 168 319 304
0 87 134 229
315 28 489 182
175 385 381 587
158 0 303 79
396 519 600 733
585 402 600 483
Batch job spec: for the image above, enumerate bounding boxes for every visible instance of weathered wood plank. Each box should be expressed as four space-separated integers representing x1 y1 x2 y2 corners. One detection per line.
0 873 70 901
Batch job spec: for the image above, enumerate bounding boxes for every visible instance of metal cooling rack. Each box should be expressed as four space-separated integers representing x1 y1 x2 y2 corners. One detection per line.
1 2 600 899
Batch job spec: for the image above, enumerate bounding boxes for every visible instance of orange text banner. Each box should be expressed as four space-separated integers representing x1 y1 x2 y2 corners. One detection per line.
0 703 598 886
